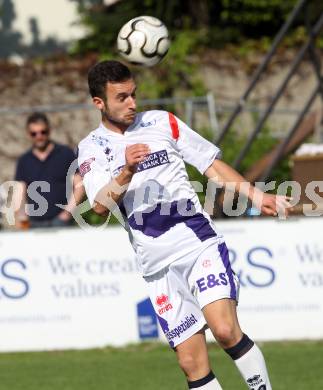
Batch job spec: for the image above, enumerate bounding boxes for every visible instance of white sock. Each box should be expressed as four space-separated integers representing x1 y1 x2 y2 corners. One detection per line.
188 371 223 389
234 343 272 390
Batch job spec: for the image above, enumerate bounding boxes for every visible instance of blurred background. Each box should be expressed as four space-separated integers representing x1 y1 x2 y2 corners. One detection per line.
0 1 323 389
0 0 323 222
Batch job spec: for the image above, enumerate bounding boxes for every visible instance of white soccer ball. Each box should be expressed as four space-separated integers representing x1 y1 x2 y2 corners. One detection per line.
117 16 170 67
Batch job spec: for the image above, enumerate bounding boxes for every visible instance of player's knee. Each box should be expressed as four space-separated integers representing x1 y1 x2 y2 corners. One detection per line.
177 353 202 376
213 323 238 348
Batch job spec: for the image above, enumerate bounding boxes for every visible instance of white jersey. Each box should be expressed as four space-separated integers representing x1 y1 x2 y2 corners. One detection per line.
78 110 223 276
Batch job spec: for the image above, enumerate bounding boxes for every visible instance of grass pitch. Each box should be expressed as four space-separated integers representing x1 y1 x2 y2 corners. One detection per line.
1 341 322 390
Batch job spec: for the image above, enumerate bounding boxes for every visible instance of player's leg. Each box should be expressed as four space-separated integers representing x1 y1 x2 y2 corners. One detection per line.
190 242 272 390
203 298 271 390
175 329 223 389
144 261 223 389
203 298 242 348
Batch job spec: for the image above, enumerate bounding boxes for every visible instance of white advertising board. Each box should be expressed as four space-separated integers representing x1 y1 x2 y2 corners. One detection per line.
0 217 322 351
216 218 323 342
0 227 148 352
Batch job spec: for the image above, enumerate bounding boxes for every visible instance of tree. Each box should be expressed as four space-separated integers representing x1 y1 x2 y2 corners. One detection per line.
69 0 300 55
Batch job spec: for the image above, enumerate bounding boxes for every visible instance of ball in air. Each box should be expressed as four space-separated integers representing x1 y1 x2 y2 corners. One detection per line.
117 16 170 67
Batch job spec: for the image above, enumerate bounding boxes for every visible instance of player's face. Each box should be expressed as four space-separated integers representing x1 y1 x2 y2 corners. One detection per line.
27 121 51 150
94 79 137 130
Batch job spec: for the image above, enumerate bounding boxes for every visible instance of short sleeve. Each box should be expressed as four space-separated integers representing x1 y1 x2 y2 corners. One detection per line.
173 115 221 174
15 157 26 182
78 139 111 206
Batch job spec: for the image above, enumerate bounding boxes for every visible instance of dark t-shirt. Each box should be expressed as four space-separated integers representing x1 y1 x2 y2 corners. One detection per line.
15 143 76 221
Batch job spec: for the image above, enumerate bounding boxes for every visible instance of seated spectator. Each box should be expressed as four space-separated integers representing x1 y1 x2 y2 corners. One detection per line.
14 112 84 229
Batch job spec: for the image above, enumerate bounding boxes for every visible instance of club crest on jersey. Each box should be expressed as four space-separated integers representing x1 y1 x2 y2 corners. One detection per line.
137 149 169 172
104 146 114 162
104 146 111 155
79 157 95 177
140 119 156 127
156 294 173 315
202 259 212 268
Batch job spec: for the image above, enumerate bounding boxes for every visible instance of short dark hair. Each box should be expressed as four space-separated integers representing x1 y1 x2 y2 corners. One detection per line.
88 60 133 99
26 112 50 128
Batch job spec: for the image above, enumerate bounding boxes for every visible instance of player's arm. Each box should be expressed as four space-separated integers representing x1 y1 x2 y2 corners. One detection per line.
169 113 290 216
204 159 291 216
93 143 150 216
58 172 85 221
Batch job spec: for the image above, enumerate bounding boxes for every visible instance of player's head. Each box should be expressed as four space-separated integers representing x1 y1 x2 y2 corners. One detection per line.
26 112 51 150
88 60 136 128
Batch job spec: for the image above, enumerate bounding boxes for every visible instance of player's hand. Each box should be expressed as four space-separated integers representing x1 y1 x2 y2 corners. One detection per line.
255 192 292 217
124 144 150 173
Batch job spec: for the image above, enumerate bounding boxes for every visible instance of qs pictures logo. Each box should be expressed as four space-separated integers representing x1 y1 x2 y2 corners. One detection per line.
0 259 29 299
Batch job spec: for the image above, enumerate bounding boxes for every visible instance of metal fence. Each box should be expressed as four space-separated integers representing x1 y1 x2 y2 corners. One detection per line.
0 93 314 141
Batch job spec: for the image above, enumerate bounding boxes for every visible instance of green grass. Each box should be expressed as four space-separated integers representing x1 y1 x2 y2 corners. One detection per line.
1 341 322 390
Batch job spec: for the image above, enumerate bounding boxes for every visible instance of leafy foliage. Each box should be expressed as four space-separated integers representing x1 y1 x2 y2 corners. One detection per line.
220 126 291 187
69 0 305 55
133 30 206 99
193 124 291 200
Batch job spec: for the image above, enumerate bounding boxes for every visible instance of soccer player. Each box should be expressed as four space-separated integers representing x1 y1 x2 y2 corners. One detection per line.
78 60 290 390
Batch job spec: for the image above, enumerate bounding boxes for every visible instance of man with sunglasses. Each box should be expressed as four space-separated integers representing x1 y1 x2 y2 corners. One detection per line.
14 112 84 229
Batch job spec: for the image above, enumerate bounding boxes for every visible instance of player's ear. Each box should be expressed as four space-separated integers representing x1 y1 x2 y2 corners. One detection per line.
92 96 105 111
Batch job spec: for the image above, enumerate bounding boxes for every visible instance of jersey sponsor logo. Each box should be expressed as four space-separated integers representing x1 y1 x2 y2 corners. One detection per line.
140 119 156 127
79 157 95 177
155 293 173 315
196 272 228 293
111 150 169 176
164 314 198 342
137 149 169 172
